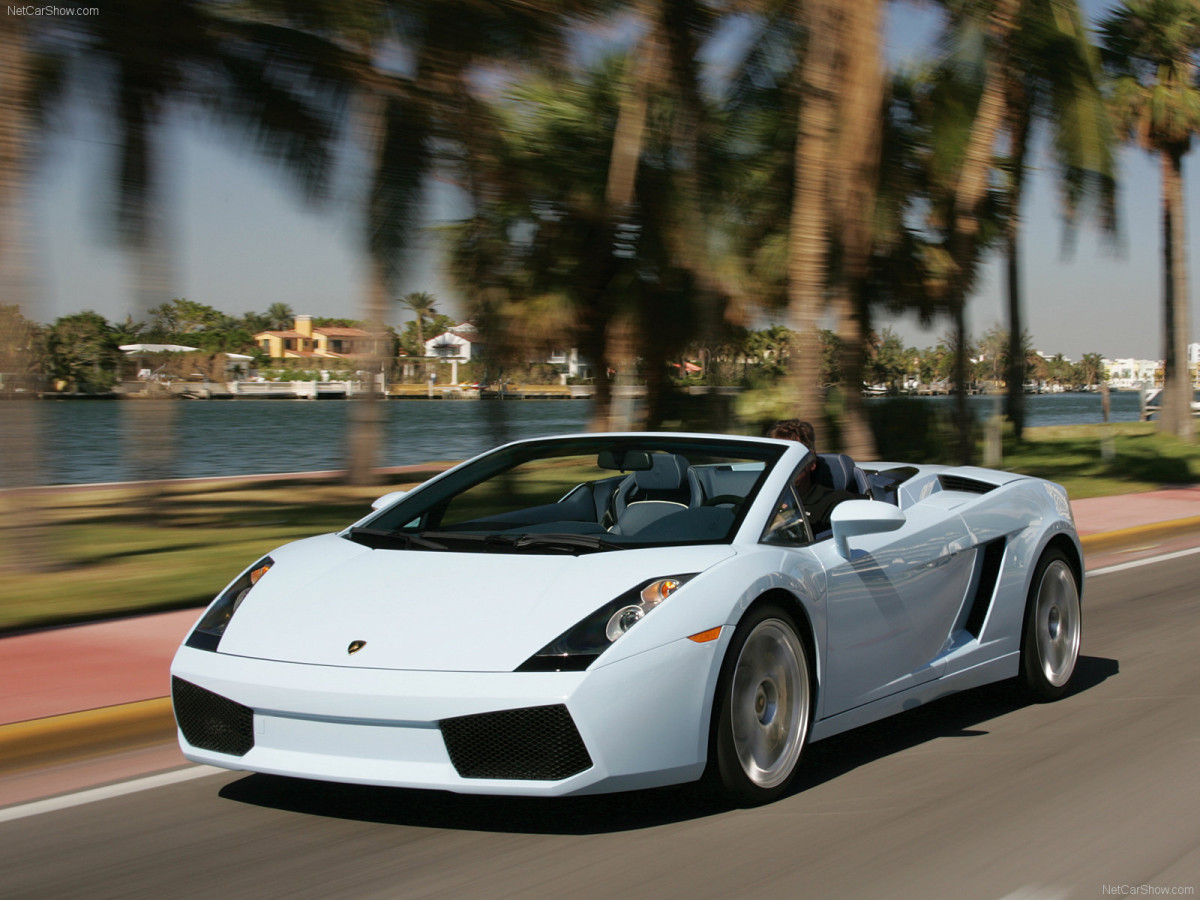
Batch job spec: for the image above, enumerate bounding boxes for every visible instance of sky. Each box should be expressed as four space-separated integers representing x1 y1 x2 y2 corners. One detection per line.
22 0 1194 363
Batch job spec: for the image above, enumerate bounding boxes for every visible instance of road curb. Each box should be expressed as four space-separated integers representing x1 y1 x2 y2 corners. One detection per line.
1078 515 1200 554
5 515 1200 771
0 698 175 774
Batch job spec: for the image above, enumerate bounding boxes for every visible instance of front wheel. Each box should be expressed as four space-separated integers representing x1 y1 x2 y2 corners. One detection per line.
1019 548 1082 701
707 604 812 806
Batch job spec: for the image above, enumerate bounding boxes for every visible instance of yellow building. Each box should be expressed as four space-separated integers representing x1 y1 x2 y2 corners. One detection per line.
254 315 376 359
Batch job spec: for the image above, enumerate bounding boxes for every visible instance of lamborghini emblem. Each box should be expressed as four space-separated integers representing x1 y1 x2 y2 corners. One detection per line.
347 640 367 655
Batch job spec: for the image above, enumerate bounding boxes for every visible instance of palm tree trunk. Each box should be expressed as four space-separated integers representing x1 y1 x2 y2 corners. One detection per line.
1161 146 1194 439
654 1 728 342
829 0 883 460
947 0 1020 465
787 0 839 446
953 304 970 458
415 316 425 382
1004 86 1030 442
346 91 390 486
1004 223 1024 433
347 256 389 485
121 115 180 518
0 15 55 572
588 41 653 432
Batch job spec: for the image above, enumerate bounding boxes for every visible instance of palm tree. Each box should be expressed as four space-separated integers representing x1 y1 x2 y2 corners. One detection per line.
265 303 295 332
445 6 728 432
1 14 62 570
555 0 726 431
1101 0 1200 441
722 0 881 455
996 0 1116 441
397 291 438 361
253 1 594 478
48 1 345 499
786 0 840 446
827 0 884 460
922 0 1022 463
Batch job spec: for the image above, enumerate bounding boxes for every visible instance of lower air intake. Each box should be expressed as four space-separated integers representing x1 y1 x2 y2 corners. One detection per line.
172 677 254 757
440 704 593 781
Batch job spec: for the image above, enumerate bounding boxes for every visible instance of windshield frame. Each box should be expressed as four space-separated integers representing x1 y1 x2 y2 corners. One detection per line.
351 434 787 552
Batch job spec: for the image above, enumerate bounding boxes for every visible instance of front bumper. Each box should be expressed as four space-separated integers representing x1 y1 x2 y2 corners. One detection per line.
170 632 727 796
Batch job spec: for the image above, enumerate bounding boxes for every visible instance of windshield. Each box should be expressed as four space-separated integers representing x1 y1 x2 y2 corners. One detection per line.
353 436 783 553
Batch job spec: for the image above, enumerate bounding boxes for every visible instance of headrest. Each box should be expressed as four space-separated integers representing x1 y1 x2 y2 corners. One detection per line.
816 453 858 492
634 453 688 491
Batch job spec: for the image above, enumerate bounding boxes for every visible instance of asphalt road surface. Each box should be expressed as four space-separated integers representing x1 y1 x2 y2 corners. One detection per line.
3 551 1198 900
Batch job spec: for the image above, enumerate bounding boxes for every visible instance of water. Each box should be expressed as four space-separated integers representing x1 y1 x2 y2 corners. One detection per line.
12 391 1146 485
873 390 1147 429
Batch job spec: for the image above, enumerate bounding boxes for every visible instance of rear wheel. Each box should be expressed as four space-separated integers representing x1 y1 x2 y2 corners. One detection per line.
1019 549 1081 701
708 604 811 806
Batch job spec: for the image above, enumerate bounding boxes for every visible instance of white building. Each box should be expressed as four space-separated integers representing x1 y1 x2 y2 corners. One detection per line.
547 347 592 380
1104 357 1160 389
424 323 485 363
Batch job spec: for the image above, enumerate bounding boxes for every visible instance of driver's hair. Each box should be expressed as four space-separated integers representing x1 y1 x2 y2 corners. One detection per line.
766 418 816 452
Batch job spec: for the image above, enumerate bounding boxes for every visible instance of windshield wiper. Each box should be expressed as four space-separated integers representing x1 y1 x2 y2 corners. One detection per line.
506 533 626 554
355 530 626 555
346 527 448 551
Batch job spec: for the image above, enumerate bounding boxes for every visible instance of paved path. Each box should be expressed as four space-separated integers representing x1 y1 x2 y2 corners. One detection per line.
1070 484 1200 537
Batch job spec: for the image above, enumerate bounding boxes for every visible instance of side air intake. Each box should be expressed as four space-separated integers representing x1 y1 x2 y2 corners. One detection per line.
939 474 997 495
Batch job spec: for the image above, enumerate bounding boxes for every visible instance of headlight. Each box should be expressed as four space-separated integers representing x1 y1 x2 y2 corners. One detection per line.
516 575 694 672
184 556 273 652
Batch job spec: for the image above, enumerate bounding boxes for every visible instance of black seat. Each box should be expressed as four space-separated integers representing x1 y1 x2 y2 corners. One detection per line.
608 453 698 524
815 453 871 497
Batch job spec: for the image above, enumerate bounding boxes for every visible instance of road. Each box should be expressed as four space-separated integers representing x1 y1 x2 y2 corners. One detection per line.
3 551 1198 900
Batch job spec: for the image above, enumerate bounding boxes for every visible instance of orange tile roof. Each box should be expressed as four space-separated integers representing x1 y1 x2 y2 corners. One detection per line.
255 329 306 339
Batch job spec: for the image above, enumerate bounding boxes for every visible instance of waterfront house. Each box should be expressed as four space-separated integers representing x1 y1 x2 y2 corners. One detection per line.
549 347 593 381
421 324 485 383
1104 357 1161 390
255 315 377 359
424 323 486 362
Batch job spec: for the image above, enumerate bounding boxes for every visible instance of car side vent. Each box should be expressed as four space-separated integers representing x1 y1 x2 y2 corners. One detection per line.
440 705 593 781
964 538 1006 638
172 677 255 757
938 474 996 495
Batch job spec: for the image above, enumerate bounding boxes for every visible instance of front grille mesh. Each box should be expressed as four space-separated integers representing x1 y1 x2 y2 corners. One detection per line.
440 704 592 781
172 677 254 757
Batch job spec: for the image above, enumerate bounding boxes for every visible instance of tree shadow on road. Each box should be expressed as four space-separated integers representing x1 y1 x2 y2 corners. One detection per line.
218 656 1118 835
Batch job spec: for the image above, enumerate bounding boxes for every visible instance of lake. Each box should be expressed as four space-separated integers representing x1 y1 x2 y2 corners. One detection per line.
15 391 1147 485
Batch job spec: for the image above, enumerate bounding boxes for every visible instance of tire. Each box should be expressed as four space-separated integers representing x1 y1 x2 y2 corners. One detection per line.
1019 548 1082 701
707 603 812 806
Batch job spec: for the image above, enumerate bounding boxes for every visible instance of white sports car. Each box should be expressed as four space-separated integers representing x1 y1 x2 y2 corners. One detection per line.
171 433 1083 805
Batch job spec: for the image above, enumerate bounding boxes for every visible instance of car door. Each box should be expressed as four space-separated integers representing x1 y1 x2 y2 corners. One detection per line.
813 503 975 716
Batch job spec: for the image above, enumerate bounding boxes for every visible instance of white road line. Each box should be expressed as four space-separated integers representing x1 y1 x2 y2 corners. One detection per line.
0 766 223 824
1089 545 1200 578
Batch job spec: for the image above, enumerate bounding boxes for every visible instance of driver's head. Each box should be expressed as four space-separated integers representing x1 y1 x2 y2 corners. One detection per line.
766 419 816 453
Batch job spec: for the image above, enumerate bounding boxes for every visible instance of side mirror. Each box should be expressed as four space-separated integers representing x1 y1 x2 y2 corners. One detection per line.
830 500 905 559
371 490 408 511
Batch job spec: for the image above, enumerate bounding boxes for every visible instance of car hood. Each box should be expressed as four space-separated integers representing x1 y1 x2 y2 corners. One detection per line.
214 533 736 672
